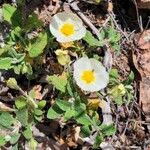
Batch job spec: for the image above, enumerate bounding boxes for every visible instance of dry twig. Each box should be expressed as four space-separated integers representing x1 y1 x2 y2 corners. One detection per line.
69 1 101 39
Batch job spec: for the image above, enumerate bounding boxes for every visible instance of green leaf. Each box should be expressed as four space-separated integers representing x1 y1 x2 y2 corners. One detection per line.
23 125 32 140
0 112 14 128
109 69 119 79
5 135 11 142
12 144 18 150
28 138 37 150
28 89 36 99
11 26 22 38
29 32 47 58
0 48 5 56
100 124 116 136
47 74 68 93
0 135 6 146
24 63 33 75
67 81 74 97
64 108 74 121
83 31 103 47
112 43 120 52
15 96 27 109
126 90 133 103
34 115 43 122
76 114 92 126
21 63 28 74
0 45 15 55
0 57 12 70
16 107 28 126
3 4 16 24
25 13 42 31
124 71 134 85
114 96 123 105
56 99 71 111
93 134 103 149
34 109 43 116
7 78 19 90
2 4 22 27
8 49 25 62
47 104 64 119
80 126 91 137
38 100 46 109
74 103 86 118
10 133 20 144
14 65 22 74
99 29 105 40
92 113 101 126
107 27 120 43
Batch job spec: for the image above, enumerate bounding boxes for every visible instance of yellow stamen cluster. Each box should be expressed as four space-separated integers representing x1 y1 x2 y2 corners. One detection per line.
60 23 75 36
81 70 95 84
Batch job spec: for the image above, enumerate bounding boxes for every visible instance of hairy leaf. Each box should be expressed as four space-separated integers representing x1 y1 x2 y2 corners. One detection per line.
47 73 68 93
0 57 12 70
29 32 47 58
47 104 63 119
0 112 14 128
56 99 71 111
83 31 103 47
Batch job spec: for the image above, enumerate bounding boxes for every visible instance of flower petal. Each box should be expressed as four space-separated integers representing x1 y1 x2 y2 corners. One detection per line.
49 11 86 42
73 57 109 92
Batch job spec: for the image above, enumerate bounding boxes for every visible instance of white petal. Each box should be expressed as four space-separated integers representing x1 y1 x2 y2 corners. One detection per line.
73 57 109 92
73 26 86 40
89 58 109 80
93 72 109 90
90 58 105 73
53 12 72 23
90 58 109 89
74 77 95 92
49 11 86 42
73 57 91 72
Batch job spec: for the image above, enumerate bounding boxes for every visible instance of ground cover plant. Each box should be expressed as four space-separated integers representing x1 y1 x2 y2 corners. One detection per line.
0 0 150 149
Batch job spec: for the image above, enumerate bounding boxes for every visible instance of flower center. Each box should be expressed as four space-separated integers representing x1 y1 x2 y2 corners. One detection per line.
81 70 95 84
60 23 75 36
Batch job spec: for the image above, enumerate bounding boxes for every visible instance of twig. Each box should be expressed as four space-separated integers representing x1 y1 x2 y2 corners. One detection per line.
121 30 135 45
132 0 143 31
122 98 135 135
69 1 101 39
145 17 150 31
41 85 52 99
101 91 113 125
99 16 110 32
102 44 113 71
114 145 142 149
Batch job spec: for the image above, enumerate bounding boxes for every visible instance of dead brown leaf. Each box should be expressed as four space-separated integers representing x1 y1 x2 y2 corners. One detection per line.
138 51 150 76
136 29 150 50
33 85 42 100
140 79 150 119
137 0 150 9
0 102 15 112
133 30 150 128
107 1 113 12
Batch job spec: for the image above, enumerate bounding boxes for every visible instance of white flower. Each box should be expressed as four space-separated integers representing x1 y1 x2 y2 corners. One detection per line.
73 57 109 92
49 11 86 42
